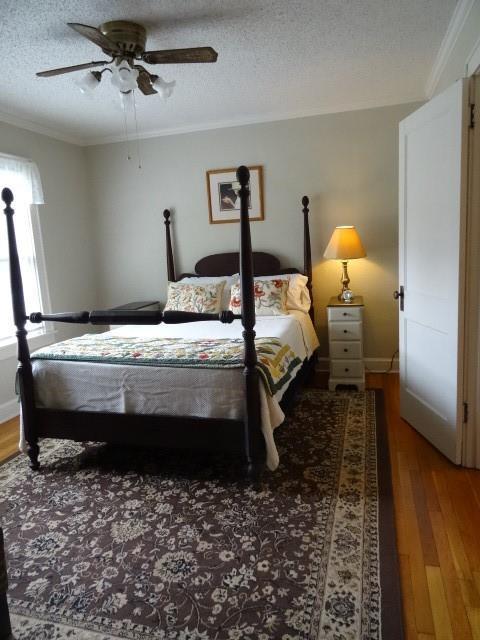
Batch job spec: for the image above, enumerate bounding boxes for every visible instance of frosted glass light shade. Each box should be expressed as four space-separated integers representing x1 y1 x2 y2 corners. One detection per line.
74 71 100 95
153 77 176 99
323 226 366 260
111 61 139 92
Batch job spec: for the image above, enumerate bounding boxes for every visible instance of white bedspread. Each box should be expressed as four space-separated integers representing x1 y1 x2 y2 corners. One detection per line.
24 311 319 470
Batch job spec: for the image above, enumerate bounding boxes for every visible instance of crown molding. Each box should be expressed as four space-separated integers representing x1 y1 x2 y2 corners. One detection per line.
425 0 476 99
0 109 83 146
82 94 423 147
0 93 423 148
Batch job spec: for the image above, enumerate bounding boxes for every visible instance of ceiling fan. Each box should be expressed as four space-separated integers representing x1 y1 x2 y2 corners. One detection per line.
36 21 218 97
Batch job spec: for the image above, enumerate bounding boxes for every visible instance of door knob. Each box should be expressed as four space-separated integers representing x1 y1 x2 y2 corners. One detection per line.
393 286 405 311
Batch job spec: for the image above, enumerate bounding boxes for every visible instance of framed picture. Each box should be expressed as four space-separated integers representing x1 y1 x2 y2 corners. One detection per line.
206 165 264 224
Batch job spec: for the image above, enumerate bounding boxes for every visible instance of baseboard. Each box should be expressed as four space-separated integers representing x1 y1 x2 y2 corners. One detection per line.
316 357 399 374
364 358 399 373
0 397 19 424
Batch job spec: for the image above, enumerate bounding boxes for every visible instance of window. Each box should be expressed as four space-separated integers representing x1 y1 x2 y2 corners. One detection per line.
0 154 50 351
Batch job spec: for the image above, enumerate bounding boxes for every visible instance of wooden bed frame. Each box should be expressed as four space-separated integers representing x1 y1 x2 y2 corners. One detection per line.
2 166 314 477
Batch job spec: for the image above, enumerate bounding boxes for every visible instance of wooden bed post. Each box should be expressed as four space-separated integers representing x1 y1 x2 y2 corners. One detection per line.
2 188 39 470
302 195 314 324
163 209 176 282
237 166 264 477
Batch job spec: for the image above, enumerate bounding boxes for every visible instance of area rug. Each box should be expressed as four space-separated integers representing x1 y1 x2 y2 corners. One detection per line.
0 390 403 639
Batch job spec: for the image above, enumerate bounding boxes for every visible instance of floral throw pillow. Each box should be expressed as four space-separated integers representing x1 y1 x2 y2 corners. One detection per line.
229 279 289 315
164 281 225 314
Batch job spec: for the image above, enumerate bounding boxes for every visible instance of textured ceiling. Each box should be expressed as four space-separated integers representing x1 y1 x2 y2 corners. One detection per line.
0 0 457 144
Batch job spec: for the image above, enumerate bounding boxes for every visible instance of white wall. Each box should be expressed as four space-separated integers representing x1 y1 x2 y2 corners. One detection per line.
86 101 420 364
0 121 97 420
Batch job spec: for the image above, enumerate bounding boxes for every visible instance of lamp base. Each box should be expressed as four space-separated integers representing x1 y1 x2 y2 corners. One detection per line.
339 289 355 303
337 260 351 300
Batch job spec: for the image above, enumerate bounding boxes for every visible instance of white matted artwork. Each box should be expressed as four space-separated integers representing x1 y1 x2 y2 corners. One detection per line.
206 165 264 224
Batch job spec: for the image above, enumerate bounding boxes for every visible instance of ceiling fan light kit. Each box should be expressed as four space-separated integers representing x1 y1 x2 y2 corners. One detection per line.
110 59 139 93
36 20 218 100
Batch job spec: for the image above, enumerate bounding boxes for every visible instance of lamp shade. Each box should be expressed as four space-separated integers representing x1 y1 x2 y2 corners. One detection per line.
323 225 366 260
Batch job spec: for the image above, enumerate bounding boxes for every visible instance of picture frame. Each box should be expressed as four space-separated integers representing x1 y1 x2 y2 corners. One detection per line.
206 165 264 224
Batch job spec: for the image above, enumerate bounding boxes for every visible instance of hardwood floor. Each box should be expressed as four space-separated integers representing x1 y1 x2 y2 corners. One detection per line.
0 374 479 639
0 416 21 462
370 373 480 640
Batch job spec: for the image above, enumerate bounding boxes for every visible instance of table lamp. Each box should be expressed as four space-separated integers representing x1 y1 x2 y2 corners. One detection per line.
323 225 366 301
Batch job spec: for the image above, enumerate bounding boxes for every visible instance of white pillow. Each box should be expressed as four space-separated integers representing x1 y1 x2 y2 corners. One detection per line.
177 275 237 310
252 273 311 313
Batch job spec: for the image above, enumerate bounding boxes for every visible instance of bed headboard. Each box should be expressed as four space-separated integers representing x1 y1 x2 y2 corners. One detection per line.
180 252 300 278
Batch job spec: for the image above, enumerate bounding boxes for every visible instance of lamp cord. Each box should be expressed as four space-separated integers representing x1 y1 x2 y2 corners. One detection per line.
364 349 399 374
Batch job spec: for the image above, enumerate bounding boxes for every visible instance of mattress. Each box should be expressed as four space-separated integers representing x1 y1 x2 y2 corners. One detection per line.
25 311 319 470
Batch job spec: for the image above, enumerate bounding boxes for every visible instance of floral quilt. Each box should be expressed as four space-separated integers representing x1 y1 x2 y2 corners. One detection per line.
31 335 303 396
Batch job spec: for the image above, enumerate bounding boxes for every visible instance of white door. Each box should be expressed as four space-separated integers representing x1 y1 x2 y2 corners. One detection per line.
398 79 470 463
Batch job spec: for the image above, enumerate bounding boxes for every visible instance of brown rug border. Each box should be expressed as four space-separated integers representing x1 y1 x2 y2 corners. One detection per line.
374 388 404 640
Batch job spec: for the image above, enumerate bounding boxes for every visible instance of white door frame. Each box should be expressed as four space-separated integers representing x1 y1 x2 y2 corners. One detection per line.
463 72 480 467
466 35 480 78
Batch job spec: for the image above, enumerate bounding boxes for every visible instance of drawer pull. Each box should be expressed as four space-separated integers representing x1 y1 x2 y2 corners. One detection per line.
344 348 348 352
345 368 349 372
343 329 348 334
343 312 347 316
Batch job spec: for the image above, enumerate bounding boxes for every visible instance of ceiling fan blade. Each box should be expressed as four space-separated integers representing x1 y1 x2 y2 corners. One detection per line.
68 23 119 53
36 60 108 77
142 46 218 65
137 70 158 95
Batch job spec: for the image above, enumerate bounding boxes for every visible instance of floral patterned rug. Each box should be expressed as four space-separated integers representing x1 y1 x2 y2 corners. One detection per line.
0 390 402 639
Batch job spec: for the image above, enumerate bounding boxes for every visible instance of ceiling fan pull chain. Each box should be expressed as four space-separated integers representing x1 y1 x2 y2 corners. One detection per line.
121 92 132 162
133 91 142 170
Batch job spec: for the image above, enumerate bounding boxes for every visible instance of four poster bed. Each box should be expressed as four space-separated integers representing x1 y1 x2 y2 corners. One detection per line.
2 166 318 477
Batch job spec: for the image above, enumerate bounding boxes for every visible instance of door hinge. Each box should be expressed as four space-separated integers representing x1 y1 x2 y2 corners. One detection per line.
463 401 469 423
470 103 475 129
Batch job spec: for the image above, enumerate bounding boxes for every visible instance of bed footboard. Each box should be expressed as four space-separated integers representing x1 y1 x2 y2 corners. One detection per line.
3 165 312 478
237 166 265 477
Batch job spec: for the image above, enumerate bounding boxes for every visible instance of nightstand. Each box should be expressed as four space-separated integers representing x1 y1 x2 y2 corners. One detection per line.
327 296 365 391
109 300 159 330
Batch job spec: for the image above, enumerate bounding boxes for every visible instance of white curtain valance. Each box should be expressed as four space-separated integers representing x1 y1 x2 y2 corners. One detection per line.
0 152 44 204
